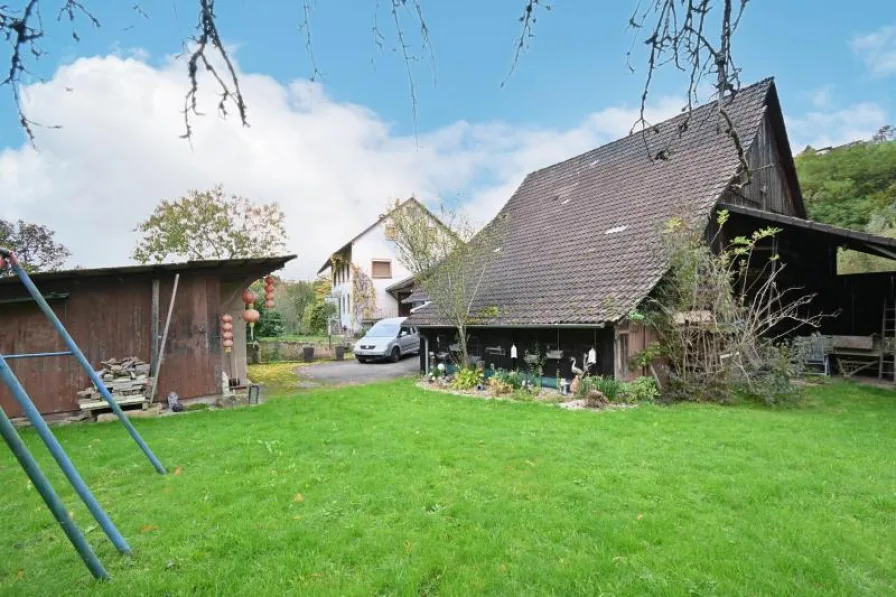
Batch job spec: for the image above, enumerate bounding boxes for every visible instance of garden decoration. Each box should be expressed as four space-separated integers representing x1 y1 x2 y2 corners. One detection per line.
242 288 261 340
221 314 234 353
0 247 168 580
263 275 275 309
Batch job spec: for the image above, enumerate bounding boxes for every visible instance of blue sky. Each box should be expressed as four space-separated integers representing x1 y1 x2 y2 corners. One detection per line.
0 1 894 276
1 0 892 143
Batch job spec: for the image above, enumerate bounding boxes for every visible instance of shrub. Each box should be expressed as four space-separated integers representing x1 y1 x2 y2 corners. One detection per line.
620 376 659 402
487 377 513 396
452 367 483 391
577 375 622 402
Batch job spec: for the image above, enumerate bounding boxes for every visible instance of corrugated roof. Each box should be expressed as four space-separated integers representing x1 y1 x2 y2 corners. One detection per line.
408 78 777 327
0 255 297 285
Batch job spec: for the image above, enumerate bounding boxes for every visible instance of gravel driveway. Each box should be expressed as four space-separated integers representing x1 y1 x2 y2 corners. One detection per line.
298 355 419 385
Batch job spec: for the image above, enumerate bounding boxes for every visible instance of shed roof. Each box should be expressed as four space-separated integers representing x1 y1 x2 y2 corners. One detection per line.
0 255 297 285
408 78 781 328
721 203 896 260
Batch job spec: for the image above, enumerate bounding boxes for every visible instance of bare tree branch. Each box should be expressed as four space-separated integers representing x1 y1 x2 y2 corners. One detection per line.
181 0 247 141
298 0 322 82
628 0 750 171
502 0 551 87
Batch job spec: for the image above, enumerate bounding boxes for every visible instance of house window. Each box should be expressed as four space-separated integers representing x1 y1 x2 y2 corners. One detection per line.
371 259 392 279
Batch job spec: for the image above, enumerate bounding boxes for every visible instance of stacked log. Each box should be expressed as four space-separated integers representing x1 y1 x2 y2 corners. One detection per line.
77 357 153 403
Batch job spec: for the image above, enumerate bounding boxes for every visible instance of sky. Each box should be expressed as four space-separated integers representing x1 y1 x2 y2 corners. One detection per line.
0 0 894 279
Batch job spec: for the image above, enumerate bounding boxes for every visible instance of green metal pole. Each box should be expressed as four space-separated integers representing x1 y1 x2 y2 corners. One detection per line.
0 405 109 580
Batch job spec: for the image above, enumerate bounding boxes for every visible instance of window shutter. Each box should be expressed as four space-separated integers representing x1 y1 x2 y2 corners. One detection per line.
371 260 392 279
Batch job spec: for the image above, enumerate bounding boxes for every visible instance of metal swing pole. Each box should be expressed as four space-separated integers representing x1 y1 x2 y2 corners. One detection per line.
0 248 166 475
0 404 109 580
0 354 131 554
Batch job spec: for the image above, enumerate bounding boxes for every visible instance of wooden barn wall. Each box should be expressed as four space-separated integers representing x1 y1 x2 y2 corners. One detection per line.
823 273 896 336
152 275 223 404
0 273 222 417
725 110 797 216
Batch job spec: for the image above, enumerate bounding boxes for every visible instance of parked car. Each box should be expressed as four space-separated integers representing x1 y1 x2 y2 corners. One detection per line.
353 317 420 363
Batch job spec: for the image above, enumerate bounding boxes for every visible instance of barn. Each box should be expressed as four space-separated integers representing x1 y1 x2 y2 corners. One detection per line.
0 255 295 418
408 78 896 383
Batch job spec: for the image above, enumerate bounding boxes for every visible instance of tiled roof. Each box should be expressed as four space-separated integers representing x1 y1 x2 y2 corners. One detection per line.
408 78 775 327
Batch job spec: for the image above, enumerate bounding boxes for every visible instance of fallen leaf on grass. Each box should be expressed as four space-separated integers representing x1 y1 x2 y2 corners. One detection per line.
174 466 182 476
139 524 159 533
15 570 24 581
293 493 305 503
636 513 643 520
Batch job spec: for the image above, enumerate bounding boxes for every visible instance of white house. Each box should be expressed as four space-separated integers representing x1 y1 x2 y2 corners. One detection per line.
317 198 442 334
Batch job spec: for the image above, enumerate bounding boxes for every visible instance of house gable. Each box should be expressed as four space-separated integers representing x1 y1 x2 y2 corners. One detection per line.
720 82 807 218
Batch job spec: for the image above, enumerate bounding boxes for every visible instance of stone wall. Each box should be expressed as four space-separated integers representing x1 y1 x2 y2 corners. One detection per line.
250 340 350 364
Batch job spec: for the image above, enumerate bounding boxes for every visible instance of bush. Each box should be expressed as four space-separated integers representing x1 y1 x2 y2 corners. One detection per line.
620 376 659 402
577 375 622 402
452 368 483 391
487 377 513 395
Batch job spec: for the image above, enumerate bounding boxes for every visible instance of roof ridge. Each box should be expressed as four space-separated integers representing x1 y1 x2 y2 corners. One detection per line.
523 77 775 180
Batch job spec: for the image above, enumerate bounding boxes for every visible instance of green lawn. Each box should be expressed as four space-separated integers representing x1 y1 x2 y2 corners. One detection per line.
1 381 894 596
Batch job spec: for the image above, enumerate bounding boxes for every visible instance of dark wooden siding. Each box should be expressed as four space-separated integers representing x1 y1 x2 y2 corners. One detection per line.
726 110 798 216
0 272 222 417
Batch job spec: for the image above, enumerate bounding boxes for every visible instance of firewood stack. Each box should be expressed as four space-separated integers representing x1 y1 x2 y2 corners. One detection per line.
76 357 153 404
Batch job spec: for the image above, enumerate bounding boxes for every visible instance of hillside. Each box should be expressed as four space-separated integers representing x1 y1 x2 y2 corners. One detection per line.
794 131 896 273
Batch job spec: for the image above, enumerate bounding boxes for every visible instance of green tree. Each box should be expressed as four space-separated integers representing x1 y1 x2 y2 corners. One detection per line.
795 134 896 273
132 185 287 263
0 219 70 274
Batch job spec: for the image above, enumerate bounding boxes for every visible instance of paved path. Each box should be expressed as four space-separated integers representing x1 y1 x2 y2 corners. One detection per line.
298 355 419 386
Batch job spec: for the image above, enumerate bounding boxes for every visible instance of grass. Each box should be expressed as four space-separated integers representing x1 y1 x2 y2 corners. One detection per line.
1 381 894 596
247 362 314 395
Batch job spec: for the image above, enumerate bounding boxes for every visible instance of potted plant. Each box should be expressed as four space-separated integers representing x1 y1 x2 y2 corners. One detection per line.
302 344 315 362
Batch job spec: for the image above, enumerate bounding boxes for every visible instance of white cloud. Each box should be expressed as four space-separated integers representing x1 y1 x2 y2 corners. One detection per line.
851 25 896 76
809 85 833 109
0 52 683 279
786 102 889 151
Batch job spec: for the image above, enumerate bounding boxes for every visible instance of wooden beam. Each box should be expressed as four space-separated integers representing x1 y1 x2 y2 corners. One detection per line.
149 274 180 404
150 279 160 376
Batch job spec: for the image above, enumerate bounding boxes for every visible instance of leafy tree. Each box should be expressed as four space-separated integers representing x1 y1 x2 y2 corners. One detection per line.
132 185 287 263
309 301 336 335
274 280 317 336
795 135 896 273
0 219 70 273
390 200 505 367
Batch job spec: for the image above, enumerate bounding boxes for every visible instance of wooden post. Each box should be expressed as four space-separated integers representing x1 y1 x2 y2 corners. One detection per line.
150 279 160 376
149 274 180 404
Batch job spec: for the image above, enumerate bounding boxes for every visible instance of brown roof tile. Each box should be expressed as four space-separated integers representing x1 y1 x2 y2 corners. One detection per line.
408 78 775 327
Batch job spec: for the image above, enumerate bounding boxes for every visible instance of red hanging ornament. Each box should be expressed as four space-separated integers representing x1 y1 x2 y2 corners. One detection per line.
220 314 235 353
264 299 275 309
243 308 261 340
241 289 257 306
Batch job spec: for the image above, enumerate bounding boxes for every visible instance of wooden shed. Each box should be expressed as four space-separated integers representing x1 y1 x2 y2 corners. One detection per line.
0 255 295 418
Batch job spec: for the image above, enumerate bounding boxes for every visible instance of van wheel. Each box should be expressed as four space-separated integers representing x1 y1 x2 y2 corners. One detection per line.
390 347 401 363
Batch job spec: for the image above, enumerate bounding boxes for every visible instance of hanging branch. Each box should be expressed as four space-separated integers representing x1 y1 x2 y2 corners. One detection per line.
180 0 247 141
628 0 750 176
